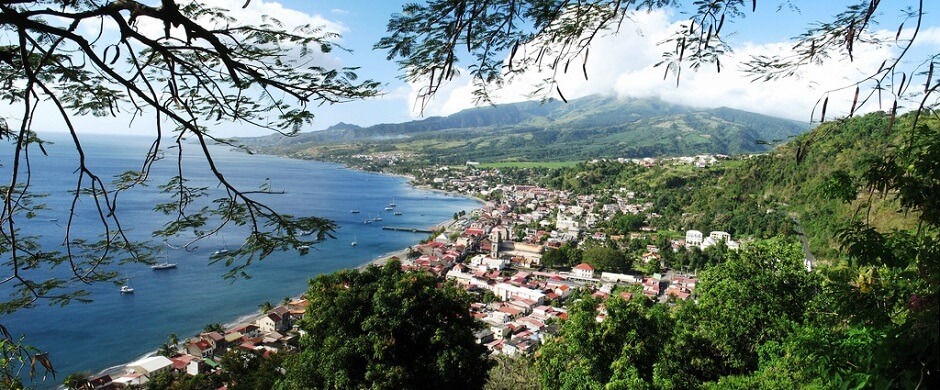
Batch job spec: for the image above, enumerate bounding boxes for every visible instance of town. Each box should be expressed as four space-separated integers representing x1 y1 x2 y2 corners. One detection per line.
85 157 745 388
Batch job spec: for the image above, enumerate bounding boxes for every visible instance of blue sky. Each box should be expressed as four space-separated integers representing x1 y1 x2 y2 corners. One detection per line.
260 1 940 133
23 1 940 136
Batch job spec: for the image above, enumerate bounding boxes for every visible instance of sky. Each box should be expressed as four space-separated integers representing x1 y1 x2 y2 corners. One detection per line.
19 0 940 136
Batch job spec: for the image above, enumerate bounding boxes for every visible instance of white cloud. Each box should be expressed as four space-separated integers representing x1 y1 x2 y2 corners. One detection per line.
411 8 903 122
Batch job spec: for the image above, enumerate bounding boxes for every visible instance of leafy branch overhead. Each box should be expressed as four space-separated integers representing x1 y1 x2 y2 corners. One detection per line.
0 0 377 317
379 0 936 127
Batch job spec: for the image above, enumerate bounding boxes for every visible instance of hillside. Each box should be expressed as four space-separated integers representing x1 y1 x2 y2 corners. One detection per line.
237 95 810 163
536 110 934 261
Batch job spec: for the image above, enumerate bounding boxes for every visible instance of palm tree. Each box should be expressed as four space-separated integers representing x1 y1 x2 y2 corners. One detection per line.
157 343 175 358
259 301 273 313
168 333 179 346
204 323 224 333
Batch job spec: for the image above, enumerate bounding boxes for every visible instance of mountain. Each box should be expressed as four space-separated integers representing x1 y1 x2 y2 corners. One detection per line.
238 95 811 163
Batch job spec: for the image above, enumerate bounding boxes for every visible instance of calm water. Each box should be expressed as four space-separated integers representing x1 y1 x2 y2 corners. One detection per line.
0 133 479 387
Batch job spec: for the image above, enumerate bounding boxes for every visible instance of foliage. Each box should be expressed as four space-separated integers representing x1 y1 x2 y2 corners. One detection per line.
536 296 671 389
1 324 54 389
380 0 934 137
582 246 630 273
485 355 540 390
601 212 646 235
218 349 285 390
278 260 491 389
0 0 378 384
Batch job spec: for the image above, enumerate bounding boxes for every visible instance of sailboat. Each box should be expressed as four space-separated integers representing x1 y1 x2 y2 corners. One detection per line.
385 198 396 210
120 274 134 294
211 235 229 256
351 234 358 246
350 203 361 214
151 246 176 270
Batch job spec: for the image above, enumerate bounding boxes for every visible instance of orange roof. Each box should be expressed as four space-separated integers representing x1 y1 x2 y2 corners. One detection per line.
573 263 594 271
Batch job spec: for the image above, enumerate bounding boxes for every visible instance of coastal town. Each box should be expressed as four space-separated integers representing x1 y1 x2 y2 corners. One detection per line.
84 156 745 389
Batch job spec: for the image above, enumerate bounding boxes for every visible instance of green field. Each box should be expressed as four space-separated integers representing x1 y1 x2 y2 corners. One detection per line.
478 161 582 169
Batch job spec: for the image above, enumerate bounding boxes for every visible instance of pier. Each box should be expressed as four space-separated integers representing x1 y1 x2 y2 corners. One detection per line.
382 226 435 233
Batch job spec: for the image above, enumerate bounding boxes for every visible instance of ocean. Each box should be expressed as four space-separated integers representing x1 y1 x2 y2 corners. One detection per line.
0 133 480 388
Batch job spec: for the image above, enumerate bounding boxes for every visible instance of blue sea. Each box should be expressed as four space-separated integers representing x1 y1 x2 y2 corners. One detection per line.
0 133 480 388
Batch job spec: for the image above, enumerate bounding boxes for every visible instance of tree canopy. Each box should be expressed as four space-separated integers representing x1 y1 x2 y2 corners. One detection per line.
277 260 491 389
1 0 378 384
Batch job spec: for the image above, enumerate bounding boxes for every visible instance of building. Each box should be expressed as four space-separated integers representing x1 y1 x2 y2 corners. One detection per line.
127 356 173 378
572 263 595 279
685 230 703 247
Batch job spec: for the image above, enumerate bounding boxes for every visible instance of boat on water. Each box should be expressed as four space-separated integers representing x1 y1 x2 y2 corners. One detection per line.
151 262 177 270
373 216 383 222
120 285 134 294
351 234 358 246
350 209 361 214
394 211 403 216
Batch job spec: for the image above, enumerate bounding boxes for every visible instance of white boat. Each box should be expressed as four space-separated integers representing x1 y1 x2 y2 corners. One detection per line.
394 211 402 216
384 206 395 211
212 235 230 256
151 262 177 270
373 216 383 222
350 209 361 214
351 234 358 246
120 285 134 294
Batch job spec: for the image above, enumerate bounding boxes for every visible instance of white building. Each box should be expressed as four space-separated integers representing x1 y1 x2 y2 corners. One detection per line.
572 263 595 279
685 230 703 247
492 283 546 303
709 231 731 242
127 356 173 378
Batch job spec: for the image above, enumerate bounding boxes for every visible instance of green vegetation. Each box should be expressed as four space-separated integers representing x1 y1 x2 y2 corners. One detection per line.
277 260 491 389
478 161 582 169
240 95 808 165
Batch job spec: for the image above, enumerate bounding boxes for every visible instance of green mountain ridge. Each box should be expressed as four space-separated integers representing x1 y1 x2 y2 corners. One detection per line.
238 95 811 162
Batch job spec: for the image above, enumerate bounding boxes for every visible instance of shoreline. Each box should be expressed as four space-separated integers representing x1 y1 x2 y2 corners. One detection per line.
93 208 472 384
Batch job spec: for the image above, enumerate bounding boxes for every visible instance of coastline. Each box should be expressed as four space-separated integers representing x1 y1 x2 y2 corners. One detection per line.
93 197 473 384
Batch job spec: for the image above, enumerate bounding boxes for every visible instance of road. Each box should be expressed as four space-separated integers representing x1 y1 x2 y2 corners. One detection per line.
792 216 816 271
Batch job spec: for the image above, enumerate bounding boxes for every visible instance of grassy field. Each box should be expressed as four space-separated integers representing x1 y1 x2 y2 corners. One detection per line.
478 161 582 169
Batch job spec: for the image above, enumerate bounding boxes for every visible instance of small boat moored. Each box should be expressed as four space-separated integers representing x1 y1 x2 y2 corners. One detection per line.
151 262 177 270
